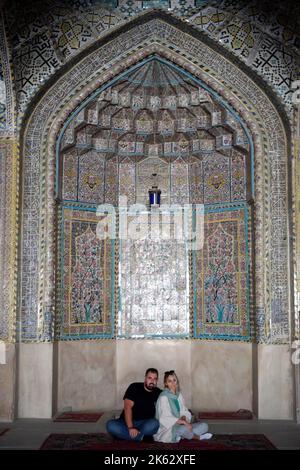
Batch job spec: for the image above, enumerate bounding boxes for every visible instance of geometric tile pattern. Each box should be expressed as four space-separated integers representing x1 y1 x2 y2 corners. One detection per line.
217 17 262 61
252 34 297 104
240 0 300 54
0 139 18 341
51 16 94 60
0 142 10 339
189 6 234 36
0 16 14 135
0 60 6 130
0 13 16 340
3 0 124 113
2 0 299 115
188 3 299 111
13 28 62 112
293 107 300 345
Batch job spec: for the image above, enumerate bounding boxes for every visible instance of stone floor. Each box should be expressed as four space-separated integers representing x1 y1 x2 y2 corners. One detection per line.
0 412 300 450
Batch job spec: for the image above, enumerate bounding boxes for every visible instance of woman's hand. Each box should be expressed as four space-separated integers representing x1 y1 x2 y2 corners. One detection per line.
176 418 188 425
176 418 192 432
184 423 193 432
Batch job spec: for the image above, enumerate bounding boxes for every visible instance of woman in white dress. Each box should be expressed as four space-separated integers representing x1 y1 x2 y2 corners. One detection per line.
154 370 212 443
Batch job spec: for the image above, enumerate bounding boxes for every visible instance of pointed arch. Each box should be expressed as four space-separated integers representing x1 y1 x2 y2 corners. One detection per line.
19 11 292 345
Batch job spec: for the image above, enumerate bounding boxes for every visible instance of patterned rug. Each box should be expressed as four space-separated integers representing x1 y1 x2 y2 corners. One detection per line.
53 412 103 422
198 409 253 420
40 433 276 450
0 429 9 437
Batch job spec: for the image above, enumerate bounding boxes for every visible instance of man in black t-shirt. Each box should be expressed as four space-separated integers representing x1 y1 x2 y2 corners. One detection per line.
106 368 161 441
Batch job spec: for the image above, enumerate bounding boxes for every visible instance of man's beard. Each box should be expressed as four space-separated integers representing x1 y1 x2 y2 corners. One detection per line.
144 383 155 391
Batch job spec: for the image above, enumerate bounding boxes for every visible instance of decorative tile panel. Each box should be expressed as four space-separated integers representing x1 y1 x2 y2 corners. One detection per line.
231 149 246 201
119 159 136 205
189 159 203 204
193 203 251 340
119 213 190 338
170 157 189 205
78 150 105 204
203 152 230 203
136 157 170 206
0 142 10 339
58 206 115 339
62 150 78 201
0 59 6 131
105 155 119 205
0 139 18 341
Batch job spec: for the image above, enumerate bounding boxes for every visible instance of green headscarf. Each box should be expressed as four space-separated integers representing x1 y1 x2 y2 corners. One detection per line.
156 389 182 442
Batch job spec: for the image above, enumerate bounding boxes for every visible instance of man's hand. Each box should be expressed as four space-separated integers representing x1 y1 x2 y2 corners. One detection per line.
124 398 137 438
129 427 140 439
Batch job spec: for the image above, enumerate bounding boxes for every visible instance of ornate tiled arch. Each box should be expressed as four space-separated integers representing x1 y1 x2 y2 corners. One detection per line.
20 12 291 343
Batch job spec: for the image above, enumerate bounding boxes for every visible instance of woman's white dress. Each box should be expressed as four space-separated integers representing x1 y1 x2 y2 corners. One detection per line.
154 392 192 443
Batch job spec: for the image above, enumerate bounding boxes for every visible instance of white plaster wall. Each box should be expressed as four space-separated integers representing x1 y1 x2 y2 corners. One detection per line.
18 343 53 418
57 340 116 412
191 341 253 412
0 343 16 421
16 340 295 420
258 344 293 419
116 340 192 409
295 362 300 423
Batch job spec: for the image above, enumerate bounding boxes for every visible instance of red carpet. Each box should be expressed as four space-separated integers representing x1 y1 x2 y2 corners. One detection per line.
0 429 9 437
53 412 103 422
198 409 253 420
40 433 276 450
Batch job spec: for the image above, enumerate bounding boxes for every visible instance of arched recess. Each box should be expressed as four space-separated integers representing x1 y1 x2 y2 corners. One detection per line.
18 11 293 419
55 54 254 342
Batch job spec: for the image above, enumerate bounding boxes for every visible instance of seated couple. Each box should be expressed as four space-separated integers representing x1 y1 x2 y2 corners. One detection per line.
106 368 212 443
